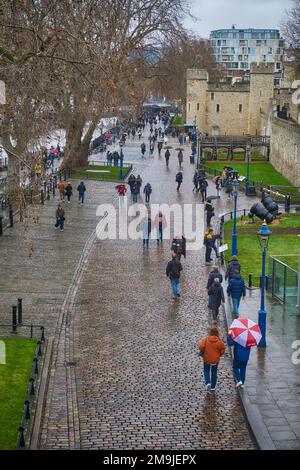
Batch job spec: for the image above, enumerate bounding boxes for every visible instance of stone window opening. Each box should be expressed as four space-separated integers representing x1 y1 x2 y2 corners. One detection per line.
197 103 200 111
211 92 214 100
239 104 243 113
216 104 220 113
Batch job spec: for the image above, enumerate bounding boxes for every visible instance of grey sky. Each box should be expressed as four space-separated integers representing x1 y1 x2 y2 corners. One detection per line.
185 0 294 38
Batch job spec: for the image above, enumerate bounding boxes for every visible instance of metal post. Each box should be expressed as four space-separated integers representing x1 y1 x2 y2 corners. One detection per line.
249 274 252 288
9 203 13 227
17 297 22 324
245 143 251 196
231 187 238 256
24 400 30 420
12 305 17 333
40 189 44 205
37 340 42 356
119 154 123 180
18 427 25 448
33 357 38 374
30 189 33 204
0 215 3 236
47 186 50 200
40 326 45 342
258 246 267 347
29 377 35 396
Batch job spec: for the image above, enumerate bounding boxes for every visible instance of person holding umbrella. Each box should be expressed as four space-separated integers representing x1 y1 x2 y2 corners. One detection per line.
227 318 262 387
198 326 225 391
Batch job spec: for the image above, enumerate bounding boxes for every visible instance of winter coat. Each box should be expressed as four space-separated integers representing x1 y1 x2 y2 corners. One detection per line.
225 180 233 193
171 238 186 258
199 179 208 191
227 274 246 299
154 214 167 229
178 150 183 162
227 335 251 362
131 182 139 194
65 184 72 195
136 176 142 187
143 184 152 195
207 271 223 289
205 202 214 215
56 207 65 219
142 217 152 239
77 183 86 194
57 181 65 193
225 260 241 280
166 259 183 279
165 149 170 159
141 144 146 153
199 336 225 365
208 283 225 310
176 172 183 183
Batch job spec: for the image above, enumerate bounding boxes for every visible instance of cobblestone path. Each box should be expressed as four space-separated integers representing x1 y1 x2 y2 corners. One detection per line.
40 133 256 449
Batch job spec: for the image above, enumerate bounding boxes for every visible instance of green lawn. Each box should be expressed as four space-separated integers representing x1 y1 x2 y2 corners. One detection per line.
72 165 131 181
0 338 37 450
223 215 300 280
203 162 293 188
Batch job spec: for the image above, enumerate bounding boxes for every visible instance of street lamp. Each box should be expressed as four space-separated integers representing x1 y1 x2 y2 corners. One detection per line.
257 221 271 348
231 178 239 256
245 140 251 196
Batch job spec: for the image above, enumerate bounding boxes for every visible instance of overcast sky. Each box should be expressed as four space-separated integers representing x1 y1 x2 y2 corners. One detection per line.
185 0 294 38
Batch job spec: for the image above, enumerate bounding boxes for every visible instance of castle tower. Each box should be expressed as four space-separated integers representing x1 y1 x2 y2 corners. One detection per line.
186 69 208 132
248 63 274 135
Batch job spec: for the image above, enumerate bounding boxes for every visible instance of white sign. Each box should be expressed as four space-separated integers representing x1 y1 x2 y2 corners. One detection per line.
238 176 246 182
219 243 228 253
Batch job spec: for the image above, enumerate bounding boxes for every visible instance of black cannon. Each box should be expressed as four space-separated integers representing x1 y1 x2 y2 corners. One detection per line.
261 195 279 215
248 202 274 224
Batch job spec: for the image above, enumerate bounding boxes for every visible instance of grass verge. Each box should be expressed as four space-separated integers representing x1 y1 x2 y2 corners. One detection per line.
72 165 131 181
0 338 37 450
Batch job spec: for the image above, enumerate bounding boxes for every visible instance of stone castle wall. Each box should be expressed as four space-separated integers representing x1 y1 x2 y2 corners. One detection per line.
270 117 300 186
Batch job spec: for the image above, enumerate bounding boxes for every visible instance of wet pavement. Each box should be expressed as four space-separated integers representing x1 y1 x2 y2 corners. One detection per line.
39 128 255 449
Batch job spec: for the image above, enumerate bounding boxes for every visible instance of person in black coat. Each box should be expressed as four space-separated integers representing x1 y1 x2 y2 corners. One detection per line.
199 178 208 202
165 149 170 167
225 256 241 281
208 278 225 321
205 199 215 227
176 171 183 191
171 235 186 261
207 266 223 290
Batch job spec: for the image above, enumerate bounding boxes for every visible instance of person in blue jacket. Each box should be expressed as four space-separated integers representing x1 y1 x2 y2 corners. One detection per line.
227 334 251 388
227 270 246 318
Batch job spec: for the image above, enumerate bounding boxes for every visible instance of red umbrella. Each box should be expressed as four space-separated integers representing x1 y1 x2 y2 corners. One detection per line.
229 318 262 347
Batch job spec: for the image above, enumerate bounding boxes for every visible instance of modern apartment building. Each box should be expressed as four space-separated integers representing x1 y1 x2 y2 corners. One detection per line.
210 26 285 85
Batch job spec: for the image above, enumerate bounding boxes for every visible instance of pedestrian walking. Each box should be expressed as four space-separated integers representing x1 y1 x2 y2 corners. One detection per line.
141 142 146 157
142 213 152 248
136 175 142 195
131 181 139 203
157 141 163 157
208 278 225 321
225 255 241 282
166 253 183 299
175 171 183 191
154 209 167 244
227 334 251 388
57 180 65 201
55 203 65 231
198 327 225 391
171 235 186 261
227 270 246 318
207 266 223 290
165 149 170 167
215 176 222 198
138 129 142 141
128 174 136 193
178 149 183 168
65 182 73 204
225 177 233 200
199 178 208 202
149 143 155 156
77 181 86 204
143 183 152 203
192 171 199 192
205 199 215 227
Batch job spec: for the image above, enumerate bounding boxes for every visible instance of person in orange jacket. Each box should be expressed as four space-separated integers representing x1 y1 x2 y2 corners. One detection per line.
198 326 225 391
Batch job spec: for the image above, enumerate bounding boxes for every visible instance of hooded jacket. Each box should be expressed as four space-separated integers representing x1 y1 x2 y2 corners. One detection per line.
208 283 225 310
225 260 241 280
199 336 225 365
227 274 246 299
